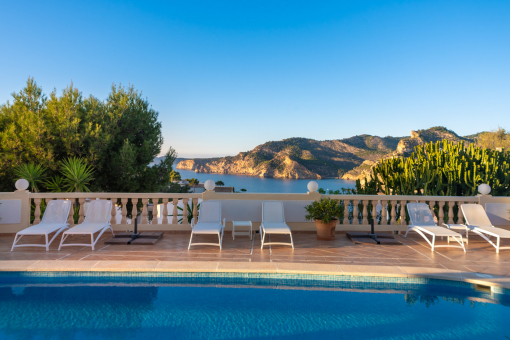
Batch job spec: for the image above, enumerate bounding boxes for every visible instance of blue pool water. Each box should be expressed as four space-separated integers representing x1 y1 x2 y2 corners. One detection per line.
1 272 509 339
177 169 355 193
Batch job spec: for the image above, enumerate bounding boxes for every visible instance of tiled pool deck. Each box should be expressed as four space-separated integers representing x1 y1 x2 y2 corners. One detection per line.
1 231 510 288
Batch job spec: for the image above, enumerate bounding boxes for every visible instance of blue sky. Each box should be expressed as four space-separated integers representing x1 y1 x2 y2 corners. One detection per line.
1 0 509 158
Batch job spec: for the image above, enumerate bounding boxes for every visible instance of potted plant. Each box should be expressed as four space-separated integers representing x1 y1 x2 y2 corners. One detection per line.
304 198 343 240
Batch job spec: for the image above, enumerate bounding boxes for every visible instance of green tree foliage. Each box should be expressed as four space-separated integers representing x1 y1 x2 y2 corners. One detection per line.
0 78 176 192
215 180 225 186
169 170 181 182
365 140 510 196
0 79 53 188
186 178 199 186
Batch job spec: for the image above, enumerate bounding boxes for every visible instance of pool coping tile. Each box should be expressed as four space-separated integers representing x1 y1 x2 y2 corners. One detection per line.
0 260 40 271
28 260 99 272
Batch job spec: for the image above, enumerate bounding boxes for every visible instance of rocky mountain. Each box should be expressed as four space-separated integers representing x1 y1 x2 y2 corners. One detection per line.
176 127 475 180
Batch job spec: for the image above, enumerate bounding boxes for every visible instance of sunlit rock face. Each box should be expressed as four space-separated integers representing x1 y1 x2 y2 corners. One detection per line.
177 127 473 180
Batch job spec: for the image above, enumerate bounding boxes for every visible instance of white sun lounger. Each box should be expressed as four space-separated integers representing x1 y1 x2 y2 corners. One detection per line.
58 199 113 251
11 200 72 251
260 201 294 249
461 204 510 253
405 203 465 252
188 200 225 250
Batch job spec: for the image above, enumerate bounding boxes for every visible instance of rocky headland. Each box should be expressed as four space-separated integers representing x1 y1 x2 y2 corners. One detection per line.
176 127 475 180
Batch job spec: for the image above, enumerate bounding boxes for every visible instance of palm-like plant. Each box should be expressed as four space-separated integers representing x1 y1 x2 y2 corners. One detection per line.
169 202 200 224
14 163 46 192
60 157 95 192
44 176 64 192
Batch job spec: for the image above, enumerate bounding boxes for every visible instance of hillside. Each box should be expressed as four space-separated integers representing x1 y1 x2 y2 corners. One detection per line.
176 127 475 180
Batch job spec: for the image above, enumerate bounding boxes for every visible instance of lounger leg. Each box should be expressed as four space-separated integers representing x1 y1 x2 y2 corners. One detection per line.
261 229 265 249
232 223 235 240
405 226 410 237
431 235 435 251
91 234 95 250
47 227 68 251
497 237 500 254
188 232 194 250
218 232 222 250
11 234 22 251
289 233 295 250
45 234 49 251
58 233 69 250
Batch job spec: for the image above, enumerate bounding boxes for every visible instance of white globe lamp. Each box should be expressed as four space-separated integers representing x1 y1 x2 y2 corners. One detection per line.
307 181 319 193
15 179 29 191
204 179 215 191
478 183 491 195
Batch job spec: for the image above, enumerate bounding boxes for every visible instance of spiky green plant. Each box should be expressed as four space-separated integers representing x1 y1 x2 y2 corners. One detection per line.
168 202 200 224
13 163 46 192
44 176 64 192
368 140 510 196
60 157 95 192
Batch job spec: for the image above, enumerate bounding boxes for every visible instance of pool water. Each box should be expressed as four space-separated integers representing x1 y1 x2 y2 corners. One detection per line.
0 273 509 340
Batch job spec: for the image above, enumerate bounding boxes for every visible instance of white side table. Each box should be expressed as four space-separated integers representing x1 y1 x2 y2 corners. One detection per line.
232 221 253 240
443 223 470 243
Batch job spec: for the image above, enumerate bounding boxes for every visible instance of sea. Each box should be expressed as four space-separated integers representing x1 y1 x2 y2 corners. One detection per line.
176 169 355 193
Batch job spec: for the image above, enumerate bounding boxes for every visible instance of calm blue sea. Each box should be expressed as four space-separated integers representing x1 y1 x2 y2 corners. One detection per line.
177 169 355 193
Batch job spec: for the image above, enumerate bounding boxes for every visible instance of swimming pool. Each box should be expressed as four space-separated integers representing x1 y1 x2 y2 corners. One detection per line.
0 272 509 339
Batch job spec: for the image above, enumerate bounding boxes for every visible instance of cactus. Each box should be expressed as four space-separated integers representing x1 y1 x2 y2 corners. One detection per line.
366 140 510 196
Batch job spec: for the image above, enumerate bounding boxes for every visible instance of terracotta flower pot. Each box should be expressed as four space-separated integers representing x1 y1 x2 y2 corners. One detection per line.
314 219 337 240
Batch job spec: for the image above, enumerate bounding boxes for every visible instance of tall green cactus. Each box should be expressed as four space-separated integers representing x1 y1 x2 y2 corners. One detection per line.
368 140 510 196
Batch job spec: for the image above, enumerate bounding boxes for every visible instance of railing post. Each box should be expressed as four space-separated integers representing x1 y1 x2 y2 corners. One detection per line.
400 200 407 225
152 197 158 224
67 199 75 227
448 201 454 224
390 200 397 225
381 200 387 225
78 198 86 223
192 198 199 224
428 201 436 224
33 198 41 224
120 198 128 224
141 198 149 224
110 198 117 226
438 201 445 225
172 198 179 224
162 198 169 224
182 198 189 225
362 200 368 225
341 200 347 225
131 198 138 225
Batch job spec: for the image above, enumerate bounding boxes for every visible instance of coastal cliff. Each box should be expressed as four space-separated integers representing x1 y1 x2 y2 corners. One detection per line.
176 127 474 180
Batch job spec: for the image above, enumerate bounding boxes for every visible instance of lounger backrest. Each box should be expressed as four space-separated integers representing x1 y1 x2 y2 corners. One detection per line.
84 200 112 224
262 201 285 223
407 203 437 226
461 204 493 227
198 201 221 223
41 200 72 224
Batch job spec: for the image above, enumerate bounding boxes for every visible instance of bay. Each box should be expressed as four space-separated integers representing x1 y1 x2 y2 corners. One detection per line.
176 169 356 193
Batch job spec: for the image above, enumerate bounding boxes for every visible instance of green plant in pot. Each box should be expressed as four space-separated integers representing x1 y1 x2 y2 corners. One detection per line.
305 198 342 240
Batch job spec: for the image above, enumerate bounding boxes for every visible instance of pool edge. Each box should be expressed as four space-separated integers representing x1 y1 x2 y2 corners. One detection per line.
0 260 508 290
